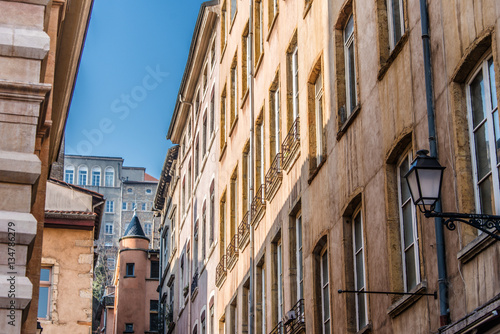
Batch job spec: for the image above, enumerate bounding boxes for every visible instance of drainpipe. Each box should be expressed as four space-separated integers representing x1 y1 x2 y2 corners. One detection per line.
419 0 449 326
248 0 255 333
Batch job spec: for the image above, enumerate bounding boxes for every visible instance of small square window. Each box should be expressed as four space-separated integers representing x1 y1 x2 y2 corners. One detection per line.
126 263 135 277
125 323 134 332
123 202 127 210
146 189 152 194
127 188 133 193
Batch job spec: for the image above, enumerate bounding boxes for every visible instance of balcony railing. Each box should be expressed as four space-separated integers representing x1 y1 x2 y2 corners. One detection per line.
269 321 284 334
284 299 305 334
251 184 266 225
281 117 300 170
191 269 199 295
238 211 250 249
226 234 239 269
265 153 282 201
215 255 226 288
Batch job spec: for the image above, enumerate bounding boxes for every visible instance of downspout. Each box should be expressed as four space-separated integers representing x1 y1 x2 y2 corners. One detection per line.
158 211 164 334
248 0 255 334
419 0 449 326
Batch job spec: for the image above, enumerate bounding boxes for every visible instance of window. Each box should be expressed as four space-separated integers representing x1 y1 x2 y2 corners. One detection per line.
254 0 264 65
126 263 135 277
182 178 186 214
151 261 159 279
277 241 283 322
125 323 134 332
92 167 101 186
256 111 265 187
344 15 357 118
320 248 330 334
242 143 250 214
387 0 405 50
105 242 113 248
105 167 114 187
203 66 208 93
467 56 500 215
142 202 147 211
220 190 227 257
146 188 152 194
105 222 113 235
37 267 51 319
194 218 199 272
210 90 215 135
150 300 159 331
398 150 420 291
230 168 238 237
107 258 115 269
127 188 133 193
202 202 207 262
210 305 214 334
201 313 206 334
257 260 266 334
231 0 237 22
132 202 136 210
210 181 215 245
64 166 74 184
221 0 227 49
270 72 281 160
180 255 185 305
122 202 127 210
230 298 237 334
242 23 250 98
268 0 278 28
78 166 88 185
314 72 324 165
195 90 201 116
145 222 152 236
171 209 177 252
105 200 114 213
230 56 238 127
211 38 216 68
221 85 227 150
287 43 299 127
203 113 207 156
296 216 303 301
352 208 367 330
195 137 200 178
188 161 192 198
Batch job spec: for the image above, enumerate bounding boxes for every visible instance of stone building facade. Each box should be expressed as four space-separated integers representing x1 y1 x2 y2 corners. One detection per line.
0 1 92 333
63 154 159 285
155 2 220 334
157 0 500 334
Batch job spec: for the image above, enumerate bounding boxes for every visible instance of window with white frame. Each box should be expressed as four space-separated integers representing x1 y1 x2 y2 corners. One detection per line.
270 74 281 160
398 150 420 291
210 304 214 334
210 182 215 245
123 202 127 210
231 58 238 125
107 258 115 269
38 267 51 319
231 0 237 22
65 166 74 184
277 240 284 322
387 0 405 50
78 166 88 185
171 209 177 252
92 167 101 186
105 167 114 187
467 56 500 215
296 216 303 301
320 247 330 334
210 90 215 135
259 262 266 334
105 222 114 235
211 37 216 68
315 72 324 165
202 202 207 262
145 223 152 236
344 15 357 117
132 202 136 210
203 113 208 156
106 201 114 213
142 202 147 211
194 219 199 272
292 46 299 121
268 0 278 27
352 208 367 330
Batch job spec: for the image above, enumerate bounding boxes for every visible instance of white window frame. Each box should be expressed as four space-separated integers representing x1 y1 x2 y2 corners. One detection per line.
320 247 330 334
261 264 266 334
105 167 114 187
315 73 324 165
397 150 421 291
292 46 299 120
387 0 405 50
145 222 152 236
105 222 114 235
38 267 51 319
106 201 114 213
65 166 74 184
296 216 303 301
273 87 280 155
466 55 500 215
344 14 357 117
277 241 283 321
352 207 367 331
231 64 238 119
91 167 101 186
78 166 88 186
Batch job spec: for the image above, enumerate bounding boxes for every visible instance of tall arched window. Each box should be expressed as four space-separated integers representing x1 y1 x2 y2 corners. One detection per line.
105 167 115 187
78 166 88 185
64 165 75 184
91 167 101 186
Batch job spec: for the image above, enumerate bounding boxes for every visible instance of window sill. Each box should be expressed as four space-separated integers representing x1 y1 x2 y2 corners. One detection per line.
337 104 361 141
457 231 497 264
219 142 227 161
266 13 279 41
124 275 135 278
307 155 327 185
191 287 199 301
241 89 249 109
205 241 217 264
377 32 409 81
387 281 428 318
254 52 264 76
303 1 313 19
357 322 372 334
221 43 227 63
229 10 238 34
228 115 239 137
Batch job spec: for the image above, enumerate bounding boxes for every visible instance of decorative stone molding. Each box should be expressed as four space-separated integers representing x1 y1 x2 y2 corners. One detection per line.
0 211 37 245
0 275 33 309
0 150 41 184
0 25 50 59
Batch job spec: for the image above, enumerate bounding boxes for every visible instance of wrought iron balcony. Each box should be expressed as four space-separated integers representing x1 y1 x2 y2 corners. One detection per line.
284 299 305 334
238 211 250 249
269 321 284 334
215 255 226 288
281 117 300 170
191 269 199 295
265 153 282 201
226 234 239 269
251 184 266 225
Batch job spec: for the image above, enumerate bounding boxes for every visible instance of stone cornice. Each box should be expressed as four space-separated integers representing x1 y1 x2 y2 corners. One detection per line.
0 25 50 59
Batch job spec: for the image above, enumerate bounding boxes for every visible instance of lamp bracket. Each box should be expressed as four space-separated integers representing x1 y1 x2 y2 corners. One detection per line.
424 211 500 241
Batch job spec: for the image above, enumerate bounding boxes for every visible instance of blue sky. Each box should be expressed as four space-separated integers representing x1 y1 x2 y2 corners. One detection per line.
66 1 205 178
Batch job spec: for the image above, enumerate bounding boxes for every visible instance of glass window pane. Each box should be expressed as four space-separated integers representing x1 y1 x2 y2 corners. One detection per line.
474 123 492 180
40 268 50 282
493 111 500 165
391 0 402 44
323 285 330 318
357 293 366 329
405 245 417 290
348 44 356 112
354 213 362 252
399 156 410 201
479 175 494 214
355 253 364 290
324 320 330 334
322 252 328 285
402 202 414 248
344 16 354 42
470 70 486 128
488 58 497 110
38 286 49 318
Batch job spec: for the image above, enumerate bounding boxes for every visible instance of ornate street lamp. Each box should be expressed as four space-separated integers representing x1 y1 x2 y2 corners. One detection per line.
404 150 500 241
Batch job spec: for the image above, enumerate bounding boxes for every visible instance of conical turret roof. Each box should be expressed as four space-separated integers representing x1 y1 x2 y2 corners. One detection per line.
121 209 149 240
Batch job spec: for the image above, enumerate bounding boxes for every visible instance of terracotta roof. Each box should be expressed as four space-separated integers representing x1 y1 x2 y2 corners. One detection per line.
45 210 97 216
144 173 158 182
